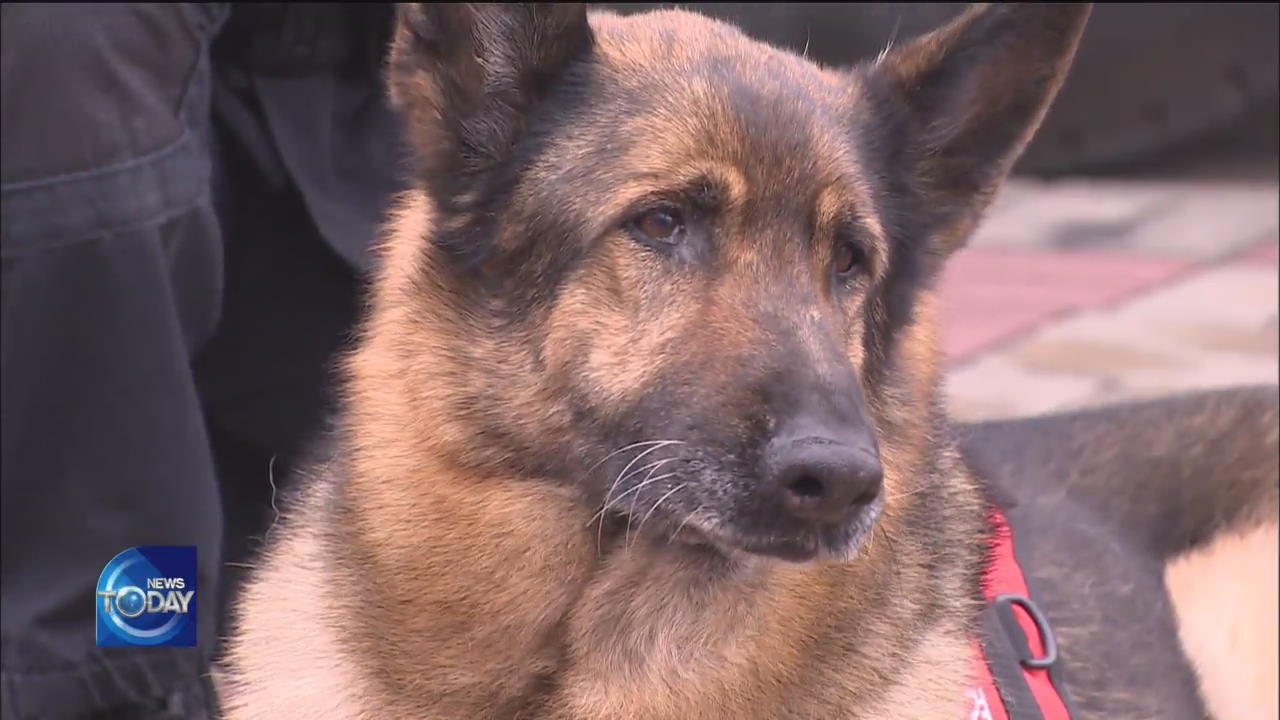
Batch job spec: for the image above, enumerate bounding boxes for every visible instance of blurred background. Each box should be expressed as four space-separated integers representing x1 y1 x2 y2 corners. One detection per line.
607 2 1280 421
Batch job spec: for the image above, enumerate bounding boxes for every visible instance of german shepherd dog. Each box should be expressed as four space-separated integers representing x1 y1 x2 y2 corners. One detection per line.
218 3 1279 718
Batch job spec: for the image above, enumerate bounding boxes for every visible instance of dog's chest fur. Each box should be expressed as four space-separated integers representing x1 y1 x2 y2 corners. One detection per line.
219 457 984 720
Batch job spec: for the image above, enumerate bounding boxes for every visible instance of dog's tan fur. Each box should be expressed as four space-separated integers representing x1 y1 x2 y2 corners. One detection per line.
221 190 979 719
1167 522 1280 720
217 4 1278 719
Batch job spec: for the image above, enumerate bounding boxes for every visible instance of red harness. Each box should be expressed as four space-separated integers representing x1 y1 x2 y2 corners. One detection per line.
965 507 1077 720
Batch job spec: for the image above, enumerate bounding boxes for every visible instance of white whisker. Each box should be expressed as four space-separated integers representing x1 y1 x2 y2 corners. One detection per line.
603 442 680 516
623 455 684 540
613 472 677 510
586 439 683 475
873 15 903 66
587 464 678 530
630 483 689 550
615 471 679 539
264 455 281 544
590 441 680 546
668 504 707 545
620 456 680 485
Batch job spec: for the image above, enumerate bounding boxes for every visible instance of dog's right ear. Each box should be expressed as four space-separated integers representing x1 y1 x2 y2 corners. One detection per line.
387 3 594 181
863 4 1091 257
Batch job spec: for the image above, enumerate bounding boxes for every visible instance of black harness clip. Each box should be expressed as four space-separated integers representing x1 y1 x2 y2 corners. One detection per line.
993 593 1059 670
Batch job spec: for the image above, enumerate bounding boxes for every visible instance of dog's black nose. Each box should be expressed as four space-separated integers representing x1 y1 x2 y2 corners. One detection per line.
762 427 883 524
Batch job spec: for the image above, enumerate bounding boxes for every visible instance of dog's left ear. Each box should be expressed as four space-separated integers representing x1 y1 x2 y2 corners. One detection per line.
387 3 594 182
865 3 1091 255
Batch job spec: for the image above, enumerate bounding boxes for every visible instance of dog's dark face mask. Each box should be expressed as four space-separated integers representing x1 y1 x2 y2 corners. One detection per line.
386 3 1090 562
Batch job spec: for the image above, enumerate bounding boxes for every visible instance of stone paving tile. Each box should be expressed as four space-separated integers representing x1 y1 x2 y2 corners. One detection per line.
974 179 1174 249
1127 185 1279 259
972 178 1279 260
938 248 1194 362
941 302 1063 363
944 177 1278 423
945 355 1101 423
946 263 1279 422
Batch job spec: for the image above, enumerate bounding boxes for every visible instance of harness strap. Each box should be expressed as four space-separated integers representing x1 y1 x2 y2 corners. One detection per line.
965 507 1079 720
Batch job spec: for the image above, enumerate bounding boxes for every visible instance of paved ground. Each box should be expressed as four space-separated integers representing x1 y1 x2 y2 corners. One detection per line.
939 176 1279 422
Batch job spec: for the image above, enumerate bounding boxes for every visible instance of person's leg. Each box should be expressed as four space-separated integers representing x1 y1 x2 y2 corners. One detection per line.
1 4 228 718
196 4 401 624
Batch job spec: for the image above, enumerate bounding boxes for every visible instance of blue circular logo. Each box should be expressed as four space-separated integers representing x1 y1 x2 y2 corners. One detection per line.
95 546 198 647
115 586 147 618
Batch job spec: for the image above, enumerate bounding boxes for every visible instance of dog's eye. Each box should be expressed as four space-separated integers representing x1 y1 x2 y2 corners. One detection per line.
629 206 685 244
833 241 864 276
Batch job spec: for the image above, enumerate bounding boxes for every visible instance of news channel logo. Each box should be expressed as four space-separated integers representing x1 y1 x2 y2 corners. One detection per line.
96 546 197 647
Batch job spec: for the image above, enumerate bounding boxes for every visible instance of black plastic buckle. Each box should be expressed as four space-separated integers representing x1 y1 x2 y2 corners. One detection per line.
993 593 1059 670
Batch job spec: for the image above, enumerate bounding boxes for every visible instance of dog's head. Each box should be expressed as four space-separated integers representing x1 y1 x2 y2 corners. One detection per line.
373 3 1089 563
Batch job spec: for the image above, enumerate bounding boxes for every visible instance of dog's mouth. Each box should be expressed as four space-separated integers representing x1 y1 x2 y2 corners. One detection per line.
673 524 827 563
589 452 885 565
661 500 884 565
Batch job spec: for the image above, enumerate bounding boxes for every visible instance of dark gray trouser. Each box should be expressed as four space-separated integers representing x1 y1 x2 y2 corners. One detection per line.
1 5 229 718
1 3 391 715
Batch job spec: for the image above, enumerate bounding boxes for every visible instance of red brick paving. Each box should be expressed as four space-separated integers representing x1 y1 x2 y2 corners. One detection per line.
938 248 1195 362
1239 240 1279 267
